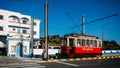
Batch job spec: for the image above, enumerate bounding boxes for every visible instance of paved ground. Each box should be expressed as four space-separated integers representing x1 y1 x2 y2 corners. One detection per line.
0 56 25 64
40 58 120 68
0 63 45 68
0 56 120 68
0 56 46 68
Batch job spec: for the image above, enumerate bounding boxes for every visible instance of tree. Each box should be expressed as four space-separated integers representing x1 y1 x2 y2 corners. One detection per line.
103 40 120 50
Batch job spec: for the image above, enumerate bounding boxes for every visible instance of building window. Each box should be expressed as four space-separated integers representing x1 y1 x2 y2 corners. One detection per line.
22 30 27 34
23 20 28 24
23 46 27 53
11 46 16 53
33 22 36 26
33 31 36 35
21 18 29 24
9 16 20 22
0 26 3 31
0 15 3 19
13 28 16 31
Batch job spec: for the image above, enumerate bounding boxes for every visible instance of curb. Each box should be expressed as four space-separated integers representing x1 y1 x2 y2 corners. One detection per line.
48 55 120 62
18 55 120 63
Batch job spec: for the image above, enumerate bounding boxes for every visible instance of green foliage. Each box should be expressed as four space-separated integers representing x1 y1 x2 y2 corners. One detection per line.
40 35 62 46
40 34 120 49
103 40 120 50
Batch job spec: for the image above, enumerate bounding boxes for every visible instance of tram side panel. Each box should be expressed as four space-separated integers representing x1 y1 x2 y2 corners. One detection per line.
60 46 70 55
74 47 102 55
60 46 102 57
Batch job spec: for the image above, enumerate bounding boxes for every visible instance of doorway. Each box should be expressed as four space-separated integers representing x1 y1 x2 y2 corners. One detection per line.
16 42 23 57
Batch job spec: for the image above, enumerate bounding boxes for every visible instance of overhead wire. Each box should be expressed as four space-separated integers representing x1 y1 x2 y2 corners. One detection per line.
71 13 119 29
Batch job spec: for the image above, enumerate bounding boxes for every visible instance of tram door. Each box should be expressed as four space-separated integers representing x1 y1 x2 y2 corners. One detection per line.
69 39 74 54
16 43 23 57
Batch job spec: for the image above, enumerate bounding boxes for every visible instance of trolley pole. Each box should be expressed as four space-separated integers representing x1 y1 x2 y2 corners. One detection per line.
43 1 48 60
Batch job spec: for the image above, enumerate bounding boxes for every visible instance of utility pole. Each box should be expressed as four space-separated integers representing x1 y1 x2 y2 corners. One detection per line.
102 23 108 48
102 25 104 48
43 1 48 60
30 18 34 57
82 15 85 35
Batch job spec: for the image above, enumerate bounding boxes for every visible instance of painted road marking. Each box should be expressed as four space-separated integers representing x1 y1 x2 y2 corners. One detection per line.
98 57 102 59
111 56 114 58
48 55 120 62
55 61 79 67
60 59 67 61
107 56 110 59
118 56 120 58
93 57 97 60
81 58 87 60
115 56 118 58
87 57 92 60
69 58 74 61
102 56 106 59
75 58 81 60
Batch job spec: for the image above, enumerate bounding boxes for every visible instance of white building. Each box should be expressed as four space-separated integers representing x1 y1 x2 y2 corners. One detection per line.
0 9 40 57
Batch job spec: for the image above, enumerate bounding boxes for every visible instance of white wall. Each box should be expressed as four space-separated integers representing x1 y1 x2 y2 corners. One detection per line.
33 19 40 39
0 20 8 35
8 39 30 55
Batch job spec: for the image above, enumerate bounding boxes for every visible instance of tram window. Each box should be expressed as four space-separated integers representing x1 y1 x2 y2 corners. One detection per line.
69 39 74 46
90 40 93 45
82 39 85 46
77 42 80 46
77 39 81 46
99 42 102 47
94 40 97 47
86 40 89 46
63 38 67 46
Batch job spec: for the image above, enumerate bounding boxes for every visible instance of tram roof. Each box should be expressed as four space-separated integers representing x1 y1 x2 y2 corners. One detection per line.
64 34 99 39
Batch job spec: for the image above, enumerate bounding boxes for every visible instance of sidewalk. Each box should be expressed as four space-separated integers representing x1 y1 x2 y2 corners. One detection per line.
0 56 47 64
18 57 48 63
0 56 24 64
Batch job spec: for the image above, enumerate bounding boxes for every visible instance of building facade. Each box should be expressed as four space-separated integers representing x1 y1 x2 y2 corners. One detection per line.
0 9 40 57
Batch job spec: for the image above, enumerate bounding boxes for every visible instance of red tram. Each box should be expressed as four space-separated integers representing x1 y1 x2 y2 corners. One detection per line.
60 34 102 57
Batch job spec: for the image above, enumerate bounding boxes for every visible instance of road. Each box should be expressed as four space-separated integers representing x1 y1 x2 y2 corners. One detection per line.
0 56 120 68
40 58 120 68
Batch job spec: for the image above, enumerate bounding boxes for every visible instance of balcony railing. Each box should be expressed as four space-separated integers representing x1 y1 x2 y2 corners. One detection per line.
9 21 30 25
8 31 30 34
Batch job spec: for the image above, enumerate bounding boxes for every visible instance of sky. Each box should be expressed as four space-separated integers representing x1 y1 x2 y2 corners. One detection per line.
0 0 120 44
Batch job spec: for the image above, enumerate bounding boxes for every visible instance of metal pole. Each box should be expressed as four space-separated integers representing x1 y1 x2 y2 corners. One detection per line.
31 18 34 57
102 25 104 48
82 15 85 35
43 1 48 60
102 23 108 48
